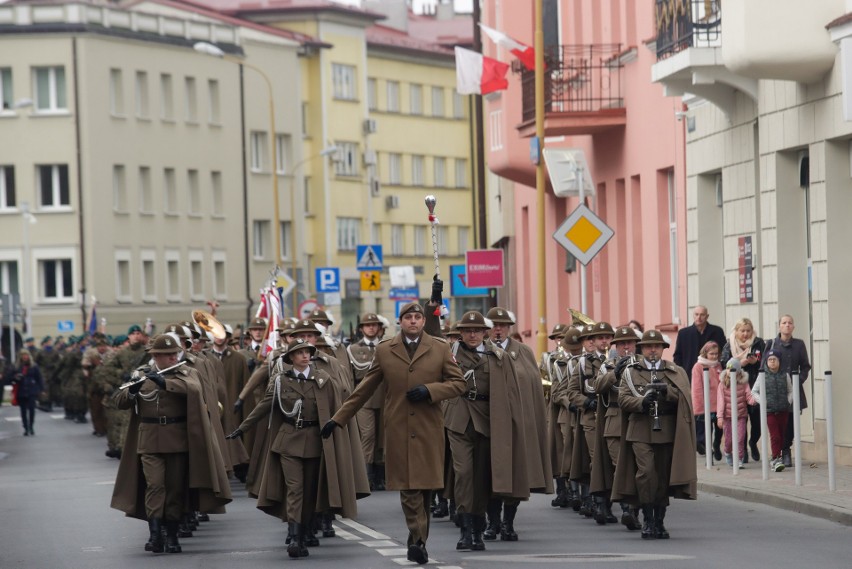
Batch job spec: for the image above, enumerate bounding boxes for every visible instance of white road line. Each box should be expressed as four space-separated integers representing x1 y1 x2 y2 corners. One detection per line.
376 548 409 557
392 559 417 566
331 527 361 541
361 540 398 548
335 517 390 540
438 566 463 569
4 417 21 422
95 481 114 486
50 414 65 419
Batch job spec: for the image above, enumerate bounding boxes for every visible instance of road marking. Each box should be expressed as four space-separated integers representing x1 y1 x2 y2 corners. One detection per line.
51 414 65 419
376 548 409 556
4 417 21 422
81 546 104 552
95 481 114 485
335 517 390 540
392 559 417 566
331 526 361 541
361 540 398 548
463 553 695 563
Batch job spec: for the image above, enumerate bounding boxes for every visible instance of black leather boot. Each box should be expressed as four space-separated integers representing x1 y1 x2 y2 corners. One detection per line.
654 505 670 539
593 495 607 525
450 500 460 527
500 503 518 541
145 518 164 553
578 486 594 518
620 503 641 530
604 500 618 524
569 481 582 511
165 521 182 553
196 511 209 522
288 522 309 558
483 499 501 540
366 463 376 491
432 496 449 518
322 512 336 537
456 513 474 550
640 505 655 539
374 463 386 491
178 514 193 538
551 477 569 508
471 515 486 551
304 517 320 547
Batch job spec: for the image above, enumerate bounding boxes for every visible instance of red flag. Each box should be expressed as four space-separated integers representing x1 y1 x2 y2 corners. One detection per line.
479 23 538 71
455 47 509 95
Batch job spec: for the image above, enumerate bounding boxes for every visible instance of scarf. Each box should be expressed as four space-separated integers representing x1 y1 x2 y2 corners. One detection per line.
727 331 755 360
697 356 719 369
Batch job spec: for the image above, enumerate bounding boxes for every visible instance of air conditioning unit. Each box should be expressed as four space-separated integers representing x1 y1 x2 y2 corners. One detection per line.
385 195 400 209
363 118 377 134
363 150 377 166
370 178 381 197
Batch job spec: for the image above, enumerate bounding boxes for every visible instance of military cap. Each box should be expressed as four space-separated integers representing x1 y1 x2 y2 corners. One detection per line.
308 309 334 324
112 334 127 347
291 319 321 336
562 325 584 348
68 335 79 343
447 322 461 338
247 317 267 330
399 302 424 318
24 337 34 343
277 319 296 334
282 338 316 365
613 326 642 343
548 323 569 340
440 324 451 336
486 307 516 325
586 321 615 338
636 329 670 348
359 313 381 326
127 324 143 335
40 335 52 345
456 310 492 329
148 334 182 354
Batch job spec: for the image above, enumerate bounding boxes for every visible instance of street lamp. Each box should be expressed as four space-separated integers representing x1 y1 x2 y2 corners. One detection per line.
20 202 37 336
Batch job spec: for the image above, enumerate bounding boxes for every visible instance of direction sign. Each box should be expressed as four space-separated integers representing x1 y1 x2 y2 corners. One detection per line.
553 204 614 266
275 273 296 298
360 271 381 291
389 286 419 300
315 267 340 293
356 245 383 270
57 320 75 332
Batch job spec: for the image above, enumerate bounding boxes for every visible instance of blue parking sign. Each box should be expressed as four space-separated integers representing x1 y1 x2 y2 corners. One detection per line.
315 267 340 293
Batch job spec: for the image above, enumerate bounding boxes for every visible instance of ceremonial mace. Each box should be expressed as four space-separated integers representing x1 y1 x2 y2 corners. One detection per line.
425 195 449 318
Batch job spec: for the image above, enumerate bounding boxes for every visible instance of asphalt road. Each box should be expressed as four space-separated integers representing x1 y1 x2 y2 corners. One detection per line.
0 402 844 569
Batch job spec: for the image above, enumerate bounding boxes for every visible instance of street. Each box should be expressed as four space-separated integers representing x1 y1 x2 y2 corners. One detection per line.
0 401 841 569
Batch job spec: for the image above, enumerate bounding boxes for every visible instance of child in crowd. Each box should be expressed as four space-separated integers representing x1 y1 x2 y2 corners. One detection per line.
691 341 723 460
717 359 755 467
751 350 793 472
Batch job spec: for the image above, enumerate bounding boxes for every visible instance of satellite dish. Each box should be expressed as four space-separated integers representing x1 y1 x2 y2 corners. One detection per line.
543 148 595 198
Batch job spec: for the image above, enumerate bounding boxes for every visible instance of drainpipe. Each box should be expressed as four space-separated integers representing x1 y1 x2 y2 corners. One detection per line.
72 37 87 331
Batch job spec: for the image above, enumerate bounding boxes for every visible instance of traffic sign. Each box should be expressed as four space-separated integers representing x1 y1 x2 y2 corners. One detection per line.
298 299 319 320
553 204 613 266
361 271 381 291
315 267 340 293
389 286 419 300
57 320 75 332
275 273 296 298
450 264 490 297
356 245 383 270
465 249 504 288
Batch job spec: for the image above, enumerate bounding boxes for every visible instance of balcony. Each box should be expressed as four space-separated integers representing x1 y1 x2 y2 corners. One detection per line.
516 44 626 138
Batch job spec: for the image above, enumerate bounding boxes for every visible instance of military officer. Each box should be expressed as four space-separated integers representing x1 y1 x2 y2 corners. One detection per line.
322 302 466 565
308 309 349 365
613 330 697 539
239 317 268 374
543 324 574 508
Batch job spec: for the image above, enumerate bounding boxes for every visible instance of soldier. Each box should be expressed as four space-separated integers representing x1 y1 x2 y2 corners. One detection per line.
35 336 62 412
545 324 579 508
308 309 349 364
322 302 466 565
110 334 232 554
239 317 268 375
613 330 697 539
82 335 111 437
227 339 368 558
57 337 88 423
482 307 552 541
101 325 149 459
346 313 387 491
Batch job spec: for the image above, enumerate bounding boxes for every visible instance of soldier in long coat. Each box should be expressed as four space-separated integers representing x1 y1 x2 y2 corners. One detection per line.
613 330 697 540
323 302 466 566
546 325 581 508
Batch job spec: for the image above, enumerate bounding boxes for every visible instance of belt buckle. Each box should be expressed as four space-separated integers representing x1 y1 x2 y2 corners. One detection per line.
159 416 167 426
466 390 478 401
295 417 303 429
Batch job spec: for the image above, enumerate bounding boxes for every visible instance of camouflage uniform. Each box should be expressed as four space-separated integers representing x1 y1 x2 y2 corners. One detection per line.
102 342 148 455
58 348 87 422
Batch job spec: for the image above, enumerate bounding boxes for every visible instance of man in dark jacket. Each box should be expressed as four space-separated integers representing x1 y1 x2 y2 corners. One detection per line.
673 305 726 382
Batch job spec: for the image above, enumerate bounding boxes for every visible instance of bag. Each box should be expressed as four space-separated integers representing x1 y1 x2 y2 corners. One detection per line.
11 383 18 406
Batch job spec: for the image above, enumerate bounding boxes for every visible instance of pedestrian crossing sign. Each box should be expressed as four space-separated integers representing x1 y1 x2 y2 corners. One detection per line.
356 245 383 270
553 204 613 266
361 271 381 291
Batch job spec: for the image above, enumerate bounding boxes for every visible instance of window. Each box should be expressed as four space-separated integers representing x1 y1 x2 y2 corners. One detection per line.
0 166 15 209
112 165 127 212
431 86 444 117
332 63 357 100
189 252 203 300
388 153 402 185
387 81 400 112
253 220 270 259
276 134 291 175
301 102 309 136
213 251 227 299
208 79 220 124
39 258 73 301
437 225 449 255
0 260 19 295
334 142 359 177
166 250 180 300
0 68 11 111
160 73 174 120
412 155 424 185
250 131 267 172
115 252 131 301
458 226 470 256
455 158 467 188
367 78 377 110
414 225 426 256
184 76 197 122
303 176 312 214
453 91 465 119
211 171 223 216
337 217 360 251
667 169 679 321
279 221 291 260
109 68 124 116
141 251 156 301
433 157 446 187
37 165 70 209
489 109 503 151
164 168 177 212
410 84 422 115
186 169 200 214
391 224 404 256
138 167 152 213
135 71 149 118
33 66 66 112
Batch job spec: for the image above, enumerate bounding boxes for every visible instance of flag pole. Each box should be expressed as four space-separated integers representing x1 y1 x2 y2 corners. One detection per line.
535 0 548 358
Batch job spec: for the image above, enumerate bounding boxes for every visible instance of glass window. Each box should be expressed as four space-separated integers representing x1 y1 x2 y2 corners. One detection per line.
160 73 174 120
184 76 197 122
213 258 226 299
413 225 426 256
433 157 446 187
431 86 444 117
391 224 404 256
334 142 359 177
276 134 291 175
37 165 70 208
279 221 291 260
164 168 177 212
112 165 126 212
138 166 152 212
166 256 180 299
141 257 156 300
116 258 131 300
190 258 203 300
458 227 470 256
250 131 267 172
367 78 377 110
187 169 200 214
40 258 73 301
437 225 449 255
208 79 220 124
0 260 19 295
33 66 67 112
410 84 422 115
337 217 360 251
0 165 15 209
253 220 270 259
455 158 468 188
388 153 402 185
0 68 12 111
453 91 465 119
332 63 357 100
411 155 424 186
387 81 400 112
211 171 223 216
135 71 149 118
109 68 124 115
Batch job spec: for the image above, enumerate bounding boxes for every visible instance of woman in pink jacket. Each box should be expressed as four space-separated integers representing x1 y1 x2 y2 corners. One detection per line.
691 341 722 460
717 359 756 467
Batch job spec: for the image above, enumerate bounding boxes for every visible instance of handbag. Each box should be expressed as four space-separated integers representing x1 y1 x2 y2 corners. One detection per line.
10 382 18 406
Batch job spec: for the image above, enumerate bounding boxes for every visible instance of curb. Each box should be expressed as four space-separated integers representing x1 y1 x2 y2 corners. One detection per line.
698 481 852 527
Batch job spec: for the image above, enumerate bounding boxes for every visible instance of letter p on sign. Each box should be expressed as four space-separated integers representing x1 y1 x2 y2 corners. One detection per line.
315 268 340 293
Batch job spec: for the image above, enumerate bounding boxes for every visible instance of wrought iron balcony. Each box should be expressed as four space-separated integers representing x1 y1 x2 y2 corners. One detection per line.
656 0 721 60
517 44 625 137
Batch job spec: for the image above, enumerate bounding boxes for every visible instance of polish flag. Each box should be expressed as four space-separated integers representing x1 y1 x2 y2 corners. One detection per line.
455 47 509 95
479 23 537 71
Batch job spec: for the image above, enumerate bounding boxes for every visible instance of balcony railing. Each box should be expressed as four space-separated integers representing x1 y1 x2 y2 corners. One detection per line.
519 44 624 124
656 0 721 60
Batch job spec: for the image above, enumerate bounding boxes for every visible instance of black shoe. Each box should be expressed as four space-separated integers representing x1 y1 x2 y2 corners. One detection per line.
373 463 386 491
432 499 449 518
621 504 641 531
196 512 209 522
23 430 29 437
593 497 607 525
321 513 336 537
551 477 569 508
287 523 309 558
305 532 320 547
500 503 518 541
165 521 182 553
483 499 501 540
696 443 706 456
579 495 594 518
654 505 670 539
146 518 164 553
750 442 760 462
471 515 486 551
456 513 474 550
604 500 618 524
782 449 792 468
407 542 428 564
640 505 655 540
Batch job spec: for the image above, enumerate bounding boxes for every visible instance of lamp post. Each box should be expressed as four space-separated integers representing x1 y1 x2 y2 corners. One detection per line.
20 201 36 336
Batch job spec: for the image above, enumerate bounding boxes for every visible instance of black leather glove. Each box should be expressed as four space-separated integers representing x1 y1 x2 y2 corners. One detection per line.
233 399 244 414
406 385 431 403
568 403 578 412
615 356 631 378
128 380 143 395
145 372 166 389
247 359 257 373
225 428 242 440
430 275 443 304
645 388 659 402
321 420 339 439
652 383 668 396
583 397 597 411
641 397 653 413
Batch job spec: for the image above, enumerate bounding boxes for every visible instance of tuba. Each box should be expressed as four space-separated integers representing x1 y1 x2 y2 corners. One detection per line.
193 310 227 340
568 308 595 327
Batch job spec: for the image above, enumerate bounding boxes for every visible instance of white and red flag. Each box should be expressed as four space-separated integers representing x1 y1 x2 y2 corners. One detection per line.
455 46 509 95
479 23 537 71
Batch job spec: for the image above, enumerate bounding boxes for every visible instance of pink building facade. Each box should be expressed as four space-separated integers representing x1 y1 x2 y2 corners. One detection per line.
483 0 688 344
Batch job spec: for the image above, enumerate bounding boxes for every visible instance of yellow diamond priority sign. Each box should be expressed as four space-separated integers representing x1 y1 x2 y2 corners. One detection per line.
553 204 613 266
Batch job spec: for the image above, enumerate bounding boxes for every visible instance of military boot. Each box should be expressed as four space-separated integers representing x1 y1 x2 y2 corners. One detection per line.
177 514 193 538
165 521 182 553
654 505 670 539
304 517 320 547
578 486 594 518
551 477 569 508
432 495 449 518
604 500 618 524
640 505 656 540
620 503 641 530
450 499 460 527
196 511 210 522
322 512 336 537
288 522 309 558
145 518 164 553
471 515 486 551
568 481 582 511
593 495 607 525
456 513 474 550
500 503 518 541
374 463 386 491
483 499 502 540
366 463 376 491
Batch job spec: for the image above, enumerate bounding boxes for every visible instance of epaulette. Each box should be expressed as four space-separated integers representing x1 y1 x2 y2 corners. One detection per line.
432 336 448 344
378 337 393 344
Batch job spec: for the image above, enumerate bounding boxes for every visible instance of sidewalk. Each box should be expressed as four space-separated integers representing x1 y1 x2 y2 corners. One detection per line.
697 453 852 526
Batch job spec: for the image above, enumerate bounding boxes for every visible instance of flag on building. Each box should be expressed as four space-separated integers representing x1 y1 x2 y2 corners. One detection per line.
455 46 509 95
479 23 537 71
